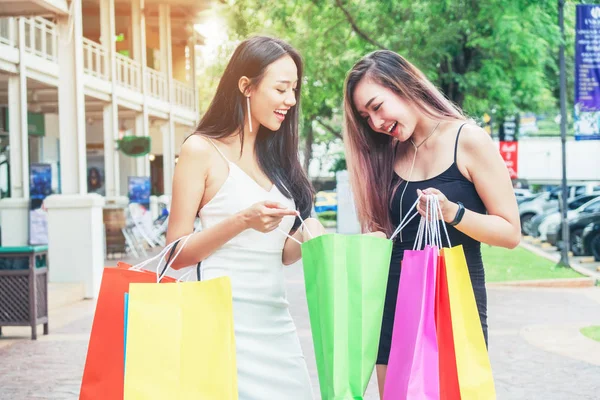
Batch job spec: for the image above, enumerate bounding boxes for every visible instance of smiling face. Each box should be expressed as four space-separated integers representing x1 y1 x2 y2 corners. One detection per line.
352 78 419 142
245 55 298 132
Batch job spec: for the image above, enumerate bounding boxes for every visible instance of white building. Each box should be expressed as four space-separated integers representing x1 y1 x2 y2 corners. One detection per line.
0 0 208 297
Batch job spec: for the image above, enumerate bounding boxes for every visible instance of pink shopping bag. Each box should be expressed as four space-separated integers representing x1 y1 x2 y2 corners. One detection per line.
383 245 440 400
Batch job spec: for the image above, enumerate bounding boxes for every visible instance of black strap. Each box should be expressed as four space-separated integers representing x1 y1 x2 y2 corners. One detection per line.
454 123 468 163
160 238 202 282
159 239 180 281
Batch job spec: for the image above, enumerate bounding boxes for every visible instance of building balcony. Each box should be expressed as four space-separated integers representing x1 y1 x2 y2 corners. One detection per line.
0 16 197 124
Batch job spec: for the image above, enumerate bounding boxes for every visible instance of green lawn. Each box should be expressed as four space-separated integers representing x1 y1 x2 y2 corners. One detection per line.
482 245 584 282
580 326 600 343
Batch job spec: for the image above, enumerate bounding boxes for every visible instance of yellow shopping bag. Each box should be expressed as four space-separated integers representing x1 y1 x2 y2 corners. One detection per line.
443 245 496 399
123 277 237 400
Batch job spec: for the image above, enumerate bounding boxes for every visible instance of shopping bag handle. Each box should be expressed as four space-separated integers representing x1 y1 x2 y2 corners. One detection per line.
389 197 421 241
161 240 203 282
276 211 314 245
413 195 452 250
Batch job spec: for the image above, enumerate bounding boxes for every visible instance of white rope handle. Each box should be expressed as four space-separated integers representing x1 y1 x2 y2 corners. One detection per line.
429 196 441 250
436 197 452 248
390 197 421 241
413 195 430 250
155 233 194 282
277 211 314 245
177 268 196 282
130 239 179 271
130 222 201 283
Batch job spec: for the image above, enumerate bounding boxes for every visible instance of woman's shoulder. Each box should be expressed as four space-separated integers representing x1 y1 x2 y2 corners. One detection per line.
457 121 495 154
181 133 215 156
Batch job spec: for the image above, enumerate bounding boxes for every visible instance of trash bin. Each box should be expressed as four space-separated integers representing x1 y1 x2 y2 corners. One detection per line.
0 245 49 340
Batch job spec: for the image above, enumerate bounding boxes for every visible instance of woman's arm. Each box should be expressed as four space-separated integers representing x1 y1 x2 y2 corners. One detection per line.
281 218 326 265
417 125 521 249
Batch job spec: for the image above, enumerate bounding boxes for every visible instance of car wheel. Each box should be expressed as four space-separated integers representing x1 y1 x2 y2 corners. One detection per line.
570 229 585 257
591 233 600 262
520 213 536 235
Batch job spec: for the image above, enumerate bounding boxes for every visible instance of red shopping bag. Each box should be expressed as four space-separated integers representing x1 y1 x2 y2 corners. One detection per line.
79 263 175 400
435 254 461 400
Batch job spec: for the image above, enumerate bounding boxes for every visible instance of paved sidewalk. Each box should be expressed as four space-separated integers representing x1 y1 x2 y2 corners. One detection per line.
1 260 599 399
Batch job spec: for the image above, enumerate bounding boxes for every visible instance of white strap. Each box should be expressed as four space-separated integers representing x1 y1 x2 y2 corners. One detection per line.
277 212 314 245
130 223 201 282
389 197 421 241
130 240 179 271
434 196 452 248
207 138 231 164
429 196 441 249
177 268 196 282
414 195 431 250
155 233 194 282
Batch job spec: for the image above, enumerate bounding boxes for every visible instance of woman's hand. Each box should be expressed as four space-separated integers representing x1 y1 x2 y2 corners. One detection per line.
416 188 459 223
240 201 299 233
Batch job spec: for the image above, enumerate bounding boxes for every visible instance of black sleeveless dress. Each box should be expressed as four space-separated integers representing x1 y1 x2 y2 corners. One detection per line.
377 123 489 365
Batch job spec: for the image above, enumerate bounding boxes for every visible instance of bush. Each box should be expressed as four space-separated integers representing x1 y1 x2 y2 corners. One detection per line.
317 211 337 228
317 211 337 221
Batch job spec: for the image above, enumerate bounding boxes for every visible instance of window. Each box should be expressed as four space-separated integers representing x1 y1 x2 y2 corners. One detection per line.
583 200 600 213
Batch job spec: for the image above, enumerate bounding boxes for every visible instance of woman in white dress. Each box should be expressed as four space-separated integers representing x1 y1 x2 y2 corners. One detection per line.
166 36 324 399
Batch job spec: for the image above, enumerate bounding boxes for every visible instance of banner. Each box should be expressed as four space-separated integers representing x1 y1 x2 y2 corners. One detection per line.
575 5 600 140
29 163 52 245
499 141 518 180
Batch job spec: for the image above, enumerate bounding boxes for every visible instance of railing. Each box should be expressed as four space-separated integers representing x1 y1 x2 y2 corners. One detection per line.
145 67 168 101
23 17 57 62
115 53 141 91
0 18 16 47
82 38 108 80
172 79 195 110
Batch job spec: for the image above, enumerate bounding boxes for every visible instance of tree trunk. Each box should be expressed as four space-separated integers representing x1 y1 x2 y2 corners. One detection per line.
303 122 314 173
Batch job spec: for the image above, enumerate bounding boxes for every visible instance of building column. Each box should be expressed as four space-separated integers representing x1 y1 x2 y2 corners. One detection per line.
161 120 175 196
159 5 175 197
48 0 105 299
0 18 30 246
188 31 199 121
102 103 118 197
100 0 120 198
132 0 150 178
135 113 150 177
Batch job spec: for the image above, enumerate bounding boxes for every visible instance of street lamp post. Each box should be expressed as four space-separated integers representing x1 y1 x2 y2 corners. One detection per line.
558 0 570 268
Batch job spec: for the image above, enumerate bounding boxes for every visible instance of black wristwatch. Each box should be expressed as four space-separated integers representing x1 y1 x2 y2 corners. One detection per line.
449 202 465 227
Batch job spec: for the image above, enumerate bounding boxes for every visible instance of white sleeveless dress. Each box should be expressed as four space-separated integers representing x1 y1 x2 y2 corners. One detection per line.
199 139 314 399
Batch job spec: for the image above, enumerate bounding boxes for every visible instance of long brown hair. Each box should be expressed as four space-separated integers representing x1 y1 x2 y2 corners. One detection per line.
343 50 465 235
192 36 313 229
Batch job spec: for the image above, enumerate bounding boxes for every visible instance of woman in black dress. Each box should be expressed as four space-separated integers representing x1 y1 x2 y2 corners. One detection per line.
342 50 521 398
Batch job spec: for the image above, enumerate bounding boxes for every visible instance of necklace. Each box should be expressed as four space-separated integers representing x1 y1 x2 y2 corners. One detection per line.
396 121 441 242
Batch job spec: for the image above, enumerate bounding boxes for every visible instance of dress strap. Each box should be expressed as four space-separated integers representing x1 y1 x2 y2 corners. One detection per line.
454 123 468 164
206 138 231 164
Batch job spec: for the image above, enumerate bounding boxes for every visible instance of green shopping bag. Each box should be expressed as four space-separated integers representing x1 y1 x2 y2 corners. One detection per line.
301 234 393 400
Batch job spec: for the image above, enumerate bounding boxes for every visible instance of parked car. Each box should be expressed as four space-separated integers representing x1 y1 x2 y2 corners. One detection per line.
546 209 600 256
314 190 337 214
519 186 600 235
519 191 561 235
581 221 600 261
582 222 600 261
531 193 600 239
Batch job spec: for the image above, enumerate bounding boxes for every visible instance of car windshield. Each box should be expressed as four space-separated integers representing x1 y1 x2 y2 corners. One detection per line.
569 195 599 209
579 197 600 213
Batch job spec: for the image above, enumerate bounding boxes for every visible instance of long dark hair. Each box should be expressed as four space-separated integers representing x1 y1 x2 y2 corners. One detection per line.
344 50 465 235
192 36 313 229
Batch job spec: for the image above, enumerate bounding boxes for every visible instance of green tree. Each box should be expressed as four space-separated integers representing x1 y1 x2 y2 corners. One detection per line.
204 0 584 169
